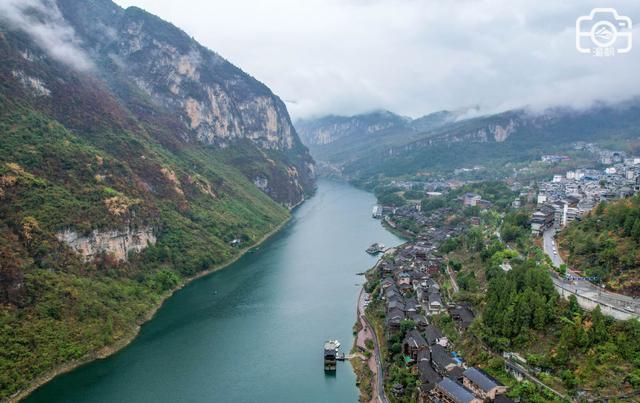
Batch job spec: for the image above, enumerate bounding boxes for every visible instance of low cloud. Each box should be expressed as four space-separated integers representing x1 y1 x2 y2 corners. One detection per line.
103 1 640 117
0 0 93 71
112 0 640 119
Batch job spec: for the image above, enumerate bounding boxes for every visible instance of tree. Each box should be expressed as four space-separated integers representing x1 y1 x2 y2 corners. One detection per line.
400 319 416 335
567 294 581 317
589 306 608 345
632 219 640 242
465 227 485 252
558 263 567 276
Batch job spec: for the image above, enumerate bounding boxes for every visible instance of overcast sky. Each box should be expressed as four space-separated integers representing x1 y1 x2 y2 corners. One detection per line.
112 0 640 119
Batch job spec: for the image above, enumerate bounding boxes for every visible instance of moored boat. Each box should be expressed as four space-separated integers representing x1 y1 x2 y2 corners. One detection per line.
365 243 385 255
324 340 340 371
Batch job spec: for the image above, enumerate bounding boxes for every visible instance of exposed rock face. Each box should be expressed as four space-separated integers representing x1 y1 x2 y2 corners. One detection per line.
490 119 518 142
296 110 411 146
57 227 156 262
106 11 297 151
53 0 315 205
11 70 51 97
295 110 462 148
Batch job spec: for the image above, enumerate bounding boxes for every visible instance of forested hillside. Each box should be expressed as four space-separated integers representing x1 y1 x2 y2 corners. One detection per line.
436 207 640 398
0 0 314 398
560 195 640 296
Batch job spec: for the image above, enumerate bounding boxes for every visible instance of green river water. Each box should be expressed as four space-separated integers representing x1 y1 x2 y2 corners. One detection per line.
25 179 402 403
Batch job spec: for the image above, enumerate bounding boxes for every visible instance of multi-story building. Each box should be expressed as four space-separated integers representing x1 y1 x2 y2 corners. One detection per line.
432 378 482 403
462 368 507 401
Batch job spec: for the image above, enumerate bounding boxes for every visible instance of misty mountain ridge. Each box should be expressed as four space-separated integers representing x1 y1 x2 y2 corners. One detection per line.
295 108 467 147
3 0 316 205
296 99 640 179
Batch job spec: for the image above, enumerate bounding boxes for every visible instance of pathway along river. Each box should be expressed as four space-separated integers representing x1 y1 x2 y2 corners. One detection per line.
26 179 402 403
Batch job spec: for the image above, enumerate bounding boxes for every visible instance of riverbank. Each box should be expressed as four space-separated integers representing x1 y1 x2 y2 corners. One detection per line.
350 288 376 403
9 217 291 403
351 255 391 403
21 180 404 403
381 217 413 240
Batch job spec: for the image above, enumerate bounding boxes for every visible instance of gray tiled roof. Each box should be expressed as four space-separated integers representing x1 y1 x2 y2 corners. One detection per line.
424 324 443 344
418 359 441 384
463 367 501 392
437 377 477 403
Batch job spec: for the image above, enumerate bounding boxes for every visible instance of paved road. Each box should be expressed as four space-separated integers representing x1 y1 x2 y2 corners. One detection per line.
543 228 640 316
445 260 460 294
542 229 564 268
358 290 389 403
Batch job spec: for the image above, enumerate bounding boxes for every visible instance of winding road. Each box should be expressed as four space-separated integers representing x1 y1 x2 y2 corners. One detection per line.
357 289 389 403
543 228 640 319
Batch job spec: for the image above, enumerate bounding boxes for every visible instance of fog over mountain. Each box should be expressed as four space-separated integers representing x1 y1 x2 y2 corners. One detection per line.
111 0 640 119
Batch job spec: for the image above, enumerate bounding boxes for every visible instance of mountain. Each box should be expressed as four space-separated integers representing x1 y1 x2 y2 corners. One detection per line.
296 110 411 146
6 0 315 206
298 102 640 181
296 109 460 148
295 109 458 172
0 0 314 398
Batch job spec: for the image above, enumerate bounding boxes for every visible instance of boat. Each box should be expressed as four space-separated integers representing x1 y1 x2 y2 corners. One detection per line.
366 243 385 255
324 340 340 371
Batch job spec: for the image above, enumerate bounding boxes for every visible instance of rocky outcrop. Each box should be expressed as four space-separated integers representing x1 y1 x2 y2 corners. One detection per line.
107 10 298 151
11 70 51 97
57 227 156 262
52 0 315 204
296 111 410 146
490 119 518 142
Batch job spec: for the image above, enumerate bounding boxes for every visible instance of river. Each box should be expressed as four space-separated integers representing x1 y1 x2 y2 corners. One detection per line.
25 179 402 403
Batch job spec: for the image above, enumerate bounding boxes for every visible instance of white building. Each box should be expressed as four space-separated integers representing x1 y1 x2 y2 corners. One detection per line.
537 194 548 205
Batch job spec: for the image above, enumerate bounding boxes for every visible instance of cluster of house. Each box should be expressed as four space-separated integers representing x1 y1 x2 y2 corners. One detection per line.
402 325 511 403
376 241 509 403
574 142 633 166
389 179 465 192
380 202 468 242
531 159 640 235
379 244 445 330
540 154 571 164
462 193 492 209
453 166 486 176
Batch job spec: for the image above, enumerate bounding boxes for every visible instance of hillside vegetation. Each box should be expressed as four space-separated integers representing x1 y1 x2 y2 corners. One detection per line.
435 203 640 399
0 1 313 398
560 195 640 296
298 103 640 182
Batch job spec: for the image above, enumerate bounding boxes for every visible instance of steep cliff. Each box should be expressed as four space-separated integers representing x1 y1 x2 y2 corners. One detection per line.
0 0 313 398
10 0 315 206
296 110 411 146
56 227 157 262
